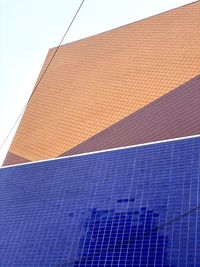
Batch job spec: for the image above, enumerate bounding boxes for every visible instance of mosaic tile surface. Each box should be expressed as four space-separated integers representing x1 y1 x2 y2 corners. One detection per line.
0 136 200 266
61 75 200 158
4 1 200 164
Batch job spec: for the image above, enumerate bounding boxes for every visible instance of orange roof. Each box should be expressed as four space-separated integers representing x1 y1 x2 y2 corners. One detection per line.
5 1 200 163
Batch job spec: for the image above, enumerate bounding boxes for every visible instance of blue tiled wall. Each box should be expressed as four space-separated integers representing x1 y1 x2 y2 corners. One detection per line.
0 137 200 267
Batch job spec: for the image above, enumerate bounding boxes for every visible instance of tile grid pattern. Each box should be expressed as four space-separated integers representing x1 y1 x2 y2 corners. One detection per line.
0 136 200 266
7 1 200 162
61 74 200 157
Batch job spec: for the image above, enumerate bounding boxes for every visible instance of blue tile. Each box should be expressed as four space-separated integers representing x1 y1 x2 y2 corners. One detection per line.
0 136 200 266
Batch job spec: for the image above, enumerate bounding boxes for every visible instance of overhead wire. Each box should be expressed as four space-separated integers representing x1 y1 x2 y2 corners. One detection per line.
0 0 86 151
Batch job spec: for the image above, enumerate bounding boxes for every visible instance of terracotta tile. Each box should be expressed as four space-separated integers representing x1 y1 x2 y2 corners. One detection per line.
60 75 200 157
6 1 200 162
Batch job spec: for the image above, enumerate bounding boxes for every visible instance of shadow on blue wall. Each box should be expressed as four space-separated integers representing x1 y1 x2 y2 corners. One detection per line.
60 199 171 267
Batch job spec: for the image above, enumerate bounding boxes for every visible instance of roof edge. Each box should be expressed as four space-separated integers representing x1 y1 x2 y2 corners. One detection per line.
49 0 199 51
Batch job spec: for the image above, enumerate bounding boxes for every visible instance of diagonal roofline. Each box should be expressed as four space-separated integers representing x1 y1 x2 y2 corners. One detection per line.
50 0 199 50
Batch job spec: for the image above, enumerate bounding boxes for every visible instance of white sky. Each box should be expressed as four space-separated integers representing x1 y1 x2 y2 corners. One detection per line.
0 0 196 166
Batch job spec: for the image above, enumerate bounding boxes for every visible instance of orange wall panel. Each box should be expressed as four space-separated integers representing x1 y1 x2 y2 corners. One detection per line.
7 1 200 162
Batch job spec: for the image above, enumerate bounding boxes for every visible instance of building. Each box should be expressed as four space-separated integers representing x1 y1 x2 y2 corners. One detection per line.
0 1 200 266
0 136 200 266
3 1 200 166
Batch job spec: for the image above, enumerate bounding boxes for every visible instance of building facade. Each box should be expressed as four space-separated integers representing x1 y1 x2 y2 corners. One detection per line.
1 2 200 267
3 1 200 166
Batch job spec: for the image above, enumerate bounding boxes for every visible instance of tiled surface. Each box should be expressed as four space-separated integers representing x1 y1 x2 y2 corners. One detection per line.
4 73 200 166
7 1 200 162
3 152 30 166
0 136 200 266
61 74 200 157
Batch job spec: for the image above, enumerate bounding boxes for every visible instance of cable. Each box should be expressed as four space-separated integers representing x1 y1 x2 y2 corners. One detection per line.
0 0 86 151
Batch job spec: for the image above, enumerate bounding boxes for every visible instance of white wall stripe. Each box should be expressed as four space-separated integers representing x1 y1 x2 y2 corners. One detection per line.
1 134 200 170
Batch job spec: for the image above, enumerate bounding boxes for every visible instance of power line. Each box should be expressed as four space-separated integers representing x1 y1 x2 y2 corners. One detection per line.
0 0 86 151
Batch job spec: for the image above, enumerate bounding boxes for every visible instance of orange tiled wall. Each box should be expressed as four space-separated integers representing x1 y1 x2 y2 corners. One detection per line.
8 1 200 162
